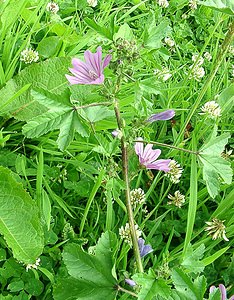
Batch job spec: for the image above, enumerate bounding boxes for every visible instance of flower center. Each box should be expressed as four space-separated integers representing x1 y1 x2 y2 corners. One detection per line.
88 70 98 79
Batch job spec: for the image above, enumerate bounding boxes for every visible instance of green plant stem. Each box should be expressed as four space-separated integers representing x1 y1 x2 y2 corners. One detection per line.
174 20 234 147
116 285 138 297
114 98 144 273
134 139 198 155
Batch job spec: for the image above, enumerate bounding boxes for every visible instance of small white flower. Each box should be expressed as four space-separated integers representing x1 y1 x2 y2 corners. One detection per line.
189 65 205 81
231 65 234 77
182 13 188 19
168 191 185 208
158 0 169 8
165 37 175 47
87 0 98 7
205 218 229 242
204 52 212 61
229 45 234 55
20 48 39 64
162 71 172 81
130 188 146 210
200 101 221 118
154 68 172 81
189 0 197 10
192 54 204 66
26 258 41 272
119 223 142 246
166 160 183 184
46 2 59 14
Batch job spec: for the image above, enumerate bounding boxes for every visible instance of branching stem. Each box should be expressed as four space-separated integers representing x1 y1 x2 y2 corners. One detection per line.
134 139 199 155
116 285 138 297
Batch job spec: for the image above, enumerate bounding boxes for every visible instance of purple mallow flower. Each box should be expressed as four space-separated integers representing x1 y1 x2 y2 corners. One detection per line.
209 284 234 300
134 138 171 172
125 279 136 287
66 46 111 85
147 109 175 123
138 238 153 257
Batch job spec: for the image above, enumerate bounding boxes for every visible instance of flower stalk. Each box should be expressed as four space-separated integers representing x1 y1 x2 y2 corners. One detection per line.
114 98 144 273
134 139 199 155
116 285 138 297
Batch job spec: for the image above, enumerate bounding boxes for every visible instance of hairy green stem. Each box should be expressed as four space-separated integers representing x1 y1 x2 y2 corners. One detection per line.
134 139 198 155
116 285 138 297
114 99 144 273
174 20 234 146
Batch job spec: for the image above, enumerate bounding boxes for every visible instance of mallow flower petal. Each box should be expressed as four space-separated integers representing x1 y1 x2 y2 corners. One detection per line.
65 74 89 85
125 279 136 287
66 47 111 85
218 284 227 300
146 159 171 172
103 54 112 69
147 109 175 122
84 49 100 75
134 138 144 157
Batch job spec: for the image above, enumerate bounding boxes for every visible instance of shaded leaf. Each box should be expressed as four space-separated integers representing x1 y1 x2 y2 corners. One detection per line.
54 277 117 300
182 244 205 273
0 166 44 264
199 127 232 198
0 57 70 120
54 232 118 300
83 106 114 123
144 19 171 49
198 0 234 15
171 268 201 300
133 269 171 300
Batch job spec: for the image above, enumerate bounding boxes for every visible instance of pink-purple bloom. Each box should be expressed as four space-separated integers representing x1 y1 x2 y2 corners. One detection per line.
147 109 175 123
209 284 234 300
66 46 111 85
125 279 136 287
134 138 171 172
138 238 153 257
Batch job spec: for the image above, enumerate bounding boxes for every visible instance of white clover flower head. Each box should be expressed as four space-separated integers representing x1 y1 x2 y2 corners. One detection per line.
200 101 221 119
192 54 204 66
20 48 39 64
229 45 234 55
189 0 197 10
158 0 169 8
204 52 212 61
168 190 185 208
231 65 234 77
205 218 229 241
165 37 175 47
159 67 172 81
119 223 142 246
189 65 205 81
46 2 59 13
166 160 183 183
26 258 41 272
130 188 146 210
182 13 188 19
87 0 98 7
